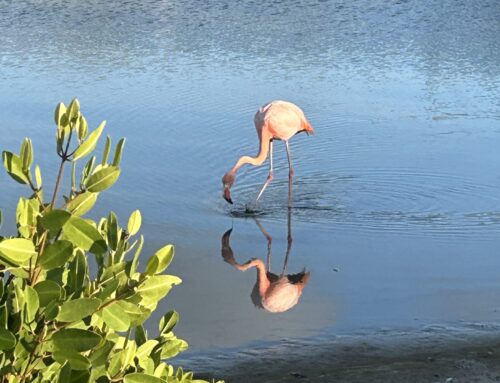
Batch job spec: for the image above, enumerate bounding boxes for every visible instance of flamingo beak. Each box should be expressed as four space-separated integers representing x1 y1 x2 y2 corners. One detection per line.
223 187 233 204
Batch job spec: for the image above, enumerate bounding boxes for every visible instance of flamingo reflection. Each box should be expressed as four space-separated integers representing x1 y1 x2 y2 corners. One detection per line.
221 209 309 313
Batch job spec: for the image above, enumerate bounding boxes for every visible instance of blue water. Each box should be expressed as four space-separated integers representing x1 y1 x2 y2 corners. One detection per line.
1 0 500 365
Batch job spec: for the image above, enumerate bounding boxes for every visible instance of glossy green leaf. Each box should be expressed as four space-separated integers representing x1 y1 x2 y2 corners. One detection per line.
85 166 120 192
159 310 179 335
66 192 98 217
80 155 95 186
101 136 111 165
57 298 102 322
101 301 130 332
54 102 67 126
136 340 159 359
2 151 29 184
135 325 147 346
0 327 16 350
39 209 71 234
0 238 36 266
137 275 182 305
67 250 87 296
72 121 105 161
160 338 188 359
53 350 91 371
124 373 166 383
25 285 40 322
116 300 149 326
106 211 119 251
128 235 144 278
45 301 60 321
52 329 102 352
35 164 42 189
38 240 73 269
34 280 62 307
62 216 107 254
67 98 80 120
145 244 174 276
112 138 126 166
19 138 33 172
69 370 90 383
127 210 141 236
120 340 136 369
78 115 88 141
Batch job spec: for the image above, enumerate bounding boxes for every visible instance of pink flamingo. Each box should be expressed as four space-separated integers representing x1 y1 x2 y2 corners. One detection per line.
221 100 313 206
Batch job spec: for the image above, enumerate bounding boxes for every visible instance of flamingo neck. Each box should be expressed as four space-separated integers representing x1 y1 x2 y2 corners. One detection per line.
231 133 271 174
251 259 270 297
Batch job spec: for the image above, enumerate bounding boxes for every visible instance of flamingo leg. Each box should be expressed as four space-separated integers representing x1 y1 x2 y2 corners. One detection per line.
256 140 273 202
285 141 293 207
281 207 292 276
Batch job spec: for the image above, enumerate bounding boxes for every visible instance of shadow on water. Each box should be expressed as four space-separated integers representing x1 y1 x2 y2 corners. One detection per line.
221 208 309 313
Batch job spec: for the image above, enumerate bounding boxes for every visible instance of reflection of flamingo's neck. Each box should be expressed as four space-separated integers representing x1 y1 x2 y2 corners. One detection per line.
250 259 270 297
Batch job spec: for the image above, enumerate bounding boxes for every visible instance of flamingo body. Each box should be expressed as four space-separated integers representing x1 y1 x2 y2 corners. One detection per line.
254 100 313 142
222 100 313 205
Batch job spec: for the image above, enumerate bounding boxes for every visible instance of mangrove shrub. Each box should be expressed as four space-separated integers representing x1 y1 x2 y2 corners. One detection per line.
0 99 220 383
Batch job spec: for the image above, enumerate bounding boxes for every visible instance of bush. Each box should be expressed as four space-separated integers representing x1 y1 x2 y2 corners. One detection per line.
0 99 220 383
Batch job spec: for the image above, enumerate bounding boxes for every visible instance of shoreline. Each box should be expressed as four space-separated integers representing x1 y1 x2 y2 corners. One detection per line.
180 323 500 382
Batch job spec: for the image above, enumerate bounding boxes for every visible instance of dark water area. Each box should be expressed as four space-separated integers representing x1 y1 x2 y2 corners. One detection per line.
1 0 500 373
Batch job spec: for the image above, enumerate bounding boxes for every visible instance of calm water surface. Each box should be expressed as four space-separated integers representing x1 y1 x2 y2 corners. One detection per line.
1 0 500 367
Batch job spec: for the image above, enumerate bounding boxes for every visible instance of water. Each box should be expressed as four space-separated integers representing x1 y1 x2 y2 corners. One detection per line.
1 0 500 371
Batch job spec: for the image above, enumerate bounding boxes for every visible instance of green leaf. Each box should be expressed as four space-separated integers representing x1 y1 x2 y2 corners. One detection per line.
85 166 120 192
57 298 102 322
101 136 111 165
78 115 88 141
35 164 42 189
159 310 179 335
72 121 105 161
106 211 119 251
39 209 71 234
53 350 91 371
67 249 87 296
120 340 136 369
38 240 74 269
145 244 174 276
45 301 60 321
112 138 126 166
135 325 147 346
62 216 107 254
0 238 36 266
124 373 166 383
116 301 150 326
137 275 182 305
159 338 188 359
127 235 144 278
54 102 67 126
52 329 102 352
80 155 95 186
66 192 98 217
69 370 90 383
34 280 62 307
67 98 80 120
127 210 141 236
25 285 40 322
19 138 33 172
0 327 16 350
136 340 159 359
101 302 130 332
2 151 29 184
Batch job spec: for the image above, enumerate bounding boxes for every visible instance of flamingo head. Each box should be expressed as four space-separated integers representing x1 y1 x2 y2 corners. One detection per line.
221 172 235 204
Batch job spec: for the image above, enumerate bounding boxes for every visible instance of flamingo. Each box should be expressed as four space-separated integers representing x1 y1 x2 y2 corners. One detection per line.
221 100 313 206
221 209 310 313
